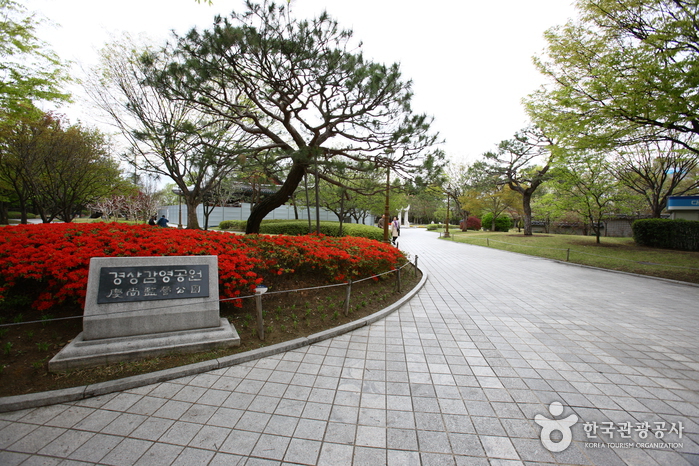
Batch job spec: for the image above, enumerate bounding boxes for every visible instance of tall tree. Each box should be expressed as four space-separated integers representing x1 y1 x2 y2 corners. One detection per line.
0 0 71 117
555 151 628 243
484 127 556 235
0 111 120 222
151 1 441 233
86 37 252 229
610 136 699 217
527 0 699 155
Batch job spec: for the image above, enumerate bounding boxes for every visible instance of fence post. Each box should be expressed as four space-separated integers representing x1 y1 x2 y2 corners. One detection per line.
396 267 402 292
487 238 490 247
255 294 265 341
344 279 352 317
414 255 419 277
566 248 570 261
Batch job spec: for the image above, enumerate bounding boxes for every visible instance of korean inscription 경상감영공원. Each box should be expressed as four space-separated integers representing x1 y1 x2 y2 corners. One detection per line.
97 265 210 304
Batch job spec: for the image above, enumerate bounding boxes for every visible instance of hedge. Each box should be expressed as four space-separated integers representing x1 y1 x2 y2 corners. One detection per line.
632 218 699 251
481 213 512 232
220 219 383 241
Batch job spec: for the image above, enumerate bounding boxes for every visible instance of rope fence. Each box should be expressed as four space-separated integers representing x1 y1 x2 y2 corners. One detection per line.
0 256 420 339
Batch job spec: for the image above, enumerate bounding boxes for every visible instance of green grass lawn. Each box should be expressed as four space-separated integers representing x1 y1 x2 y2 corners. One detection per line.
436 229 699 284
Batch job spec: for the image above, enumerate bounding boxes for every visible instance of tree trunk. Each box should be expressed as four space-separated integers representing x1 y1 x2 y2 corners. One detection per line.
0 202 9 224
185 197 201 229
246 161 308 234
522 192 533 236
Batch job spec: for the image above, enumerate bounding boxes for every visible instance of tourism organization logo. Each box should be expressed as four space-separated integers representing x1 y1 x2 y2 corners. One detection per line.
534 401 685 453
535 402 578 452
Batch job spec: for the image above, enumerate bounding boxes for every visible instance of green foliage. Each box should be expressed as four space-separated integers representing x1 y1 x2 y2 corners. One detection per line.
7 212 37 219
262 221 383 241
527 0 699 155
151 2 440 233
0 0 71 117
632 219 699 251
482 213 512 232
220 219 382 240
425 223 444 231
0 111 120 223
219 219 287 231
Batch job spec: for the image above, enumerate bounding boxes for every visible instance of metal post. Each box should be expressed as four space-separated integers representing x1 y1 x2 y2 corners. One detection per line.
178 194 183 229
414 255 419 277
256 294 265 340
566 248 570 261
344 279 352 316
444 194 450 238
396 267 401 292
383 165 390 243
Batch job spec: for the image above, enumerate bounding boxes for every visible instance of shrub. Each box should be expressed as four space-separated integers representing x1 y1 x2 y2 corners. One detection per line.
7 212 38 220
460 216 481 231
219 220 246 231
481 213 512 232
425 223 444 231
632 218 699 251
218 219 288 231
0 223 406 311
220 219 383 241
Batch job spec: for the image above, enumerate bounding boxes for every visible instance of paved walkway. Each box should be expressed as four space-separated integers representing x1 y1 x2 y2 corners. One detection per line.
1 228 697 465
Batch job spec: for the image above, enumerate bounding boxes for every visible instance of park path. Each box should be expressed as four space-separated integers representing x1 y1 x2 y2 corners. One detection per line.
1 227 698 465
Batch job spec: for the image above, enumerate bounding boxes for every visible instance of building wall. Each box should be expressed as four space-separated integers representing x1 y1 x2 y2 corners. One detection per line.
670 211 699 221
604 219 635 237
158 203 373 228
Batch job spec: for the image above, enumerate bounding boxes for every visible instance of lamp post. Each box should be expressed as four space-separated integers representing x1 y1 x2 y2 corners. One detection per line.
383 164 391 243
444 192 451 238
172 188 183 229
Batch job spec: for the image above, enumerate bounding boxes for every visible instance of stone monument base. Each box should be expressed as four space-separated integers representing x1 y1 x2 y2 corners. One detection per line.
49 318 239 372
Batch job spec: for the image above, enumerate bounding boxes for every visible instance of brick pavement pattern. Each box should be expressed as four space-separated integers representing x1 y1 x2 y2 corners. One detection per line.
1 227 698 465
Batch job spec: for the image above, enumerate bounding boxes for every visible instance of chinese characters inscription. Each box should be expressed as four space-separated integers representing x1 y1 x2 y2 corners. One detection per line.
97 265 209 303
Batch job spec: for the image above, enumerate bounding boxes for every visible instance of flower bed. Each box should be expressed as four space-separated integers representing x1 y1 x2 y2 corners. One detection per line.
0 223 407 311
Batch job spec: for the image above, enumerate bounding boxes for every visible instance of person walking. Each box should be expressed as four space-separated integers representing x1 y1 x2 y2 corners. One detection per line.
391 216 400 245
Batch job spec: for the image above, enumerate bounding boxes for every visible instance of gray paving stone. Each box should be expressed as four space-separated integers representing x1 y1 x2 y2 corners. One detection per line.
324 421 356 444
250 433 290 460
317 442 353 466
8 425 65 454
283 437 321 464
134 443 183 466
100 438 151 466
158 420 202 446
67 433 122 463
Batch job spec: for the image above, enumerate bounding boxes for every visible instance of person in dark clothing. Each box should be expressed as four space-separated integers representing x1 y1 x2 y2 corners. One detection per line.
156 215 169 227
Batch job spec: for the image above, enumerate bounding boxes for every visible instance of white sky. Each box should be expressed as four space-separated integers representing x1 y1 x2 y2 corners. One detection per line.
23 0 577 164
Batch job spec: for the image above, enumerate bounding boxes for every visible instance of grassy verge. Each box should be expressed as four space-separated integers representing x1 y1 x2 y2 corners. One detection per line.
437 229 699 284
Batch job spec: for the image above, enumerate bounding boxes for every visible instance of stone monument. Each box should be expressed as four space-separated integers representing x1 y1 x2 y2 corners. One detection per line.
49 255 239 372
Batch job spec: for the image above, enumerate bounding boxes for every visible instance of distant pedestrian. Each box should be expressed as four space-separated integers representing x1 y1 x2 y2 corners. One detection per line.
148 216 157 226
156 215 169 227
391 216 400 245
378 215 386 229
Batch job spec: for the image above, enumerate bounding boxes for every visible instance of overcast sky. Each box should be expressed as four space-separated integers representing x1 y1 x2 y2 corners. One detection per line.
24 0 577 164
